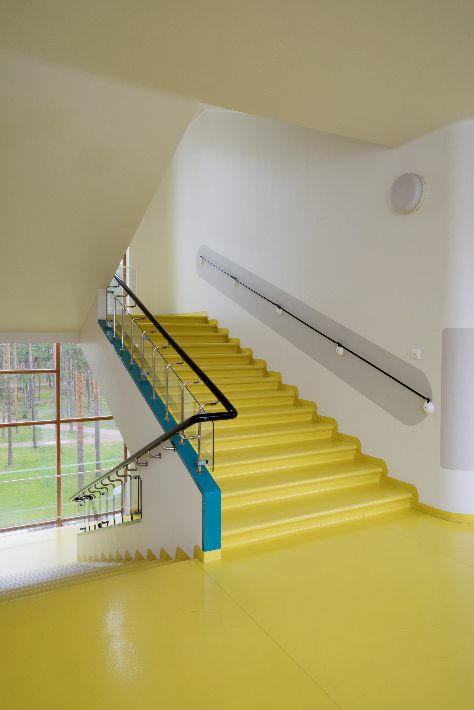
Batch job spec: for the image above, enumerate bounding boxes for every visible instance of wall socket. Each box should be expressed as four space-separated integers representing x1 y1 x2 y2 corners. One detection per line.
411 348 421 360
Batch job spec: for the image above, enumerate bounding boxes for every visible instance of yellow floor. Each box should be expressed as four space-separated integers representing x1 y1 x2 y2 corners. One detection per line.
2 509 474 709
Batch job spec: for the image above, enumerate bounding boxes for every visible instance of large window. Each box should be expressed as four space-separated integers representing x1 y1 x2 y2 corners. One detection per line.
0 343 125 531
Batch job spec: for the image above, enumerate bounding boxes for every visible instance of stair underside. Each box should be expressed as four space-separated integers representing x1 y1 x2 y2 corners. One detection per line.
115 314 414 550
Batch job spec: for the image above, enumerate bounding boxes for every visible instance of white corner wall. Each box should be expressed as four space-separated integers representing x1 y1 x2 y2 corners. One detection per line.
77 296 201 558
129 109 474 515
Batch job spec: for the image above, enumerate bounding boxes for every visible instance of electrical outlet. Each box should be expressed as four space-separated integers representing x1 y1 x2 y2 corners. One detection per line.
411 348 421 360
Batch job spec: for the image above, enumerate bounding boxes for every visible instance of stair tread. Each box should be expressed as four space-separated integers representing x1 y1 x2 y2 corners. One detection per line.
215 437 357 468
219 460 384 496
218 402 314 420
216 420 331 441
222 483 411 536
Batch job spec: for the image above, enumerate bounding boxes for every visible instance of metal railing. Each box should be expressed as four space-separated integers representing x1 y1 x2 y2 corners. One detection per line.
199 253 434 413
72 273 237 530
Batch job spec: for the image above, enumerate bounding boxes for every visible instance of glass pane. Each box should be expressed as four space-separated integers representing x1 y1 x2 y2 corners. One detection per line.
0 425 57 528
60 344 112 418
60 419 124 520
0 373 56 423
0 343 54 371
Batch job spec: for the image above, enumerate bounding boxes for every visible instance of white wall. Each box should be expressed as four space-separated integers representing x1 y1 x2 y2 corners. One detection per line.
0 50 198 332
77 296 201 558
129 109 474 514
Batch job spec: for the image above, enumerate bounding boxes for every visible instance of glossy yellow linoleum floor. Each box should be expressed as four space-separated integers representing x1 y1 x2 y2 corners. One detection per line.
2 510 474 710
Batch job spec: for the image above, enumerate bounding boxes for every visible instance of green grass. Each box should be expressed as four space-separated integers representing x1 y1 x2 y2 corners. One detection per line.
0 432 123 529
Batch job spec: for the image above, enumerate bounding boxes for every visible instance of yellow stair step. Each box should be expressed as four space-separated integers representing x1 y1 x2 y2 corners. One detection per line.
221 483 412 548
151 341 241 354
214 420 334 452
220 460 384 509
153 313 209 323
137 321 219 334
185 379 282 397
145 329 229 349
222 386 297 406
216 402 316 429
215 437 358 474
175 353 253 366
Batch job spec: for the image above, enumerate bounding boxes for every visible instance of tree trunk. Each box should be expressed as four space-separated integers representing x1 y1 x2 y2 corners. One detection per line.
12 344 19 431
28 344 37 448
5 344 13 466
69 359 74 431
86 370 91 417
93 381 101 476
76 370 84 490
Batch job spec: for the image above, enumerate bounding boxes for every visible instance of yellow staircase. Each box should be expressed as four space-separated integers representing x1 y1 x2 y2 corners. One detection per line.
130 313 414 549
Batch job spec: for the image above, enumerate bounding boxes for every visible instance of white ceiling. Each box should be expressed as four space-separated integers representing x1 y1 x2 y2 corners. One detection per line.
1 0 473 146
0 50 197 331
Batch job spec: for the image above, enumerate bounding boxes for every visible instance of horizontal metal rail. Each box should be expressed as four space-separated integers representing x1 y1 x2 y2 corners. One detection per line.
199 254 432 406
72 418 196 502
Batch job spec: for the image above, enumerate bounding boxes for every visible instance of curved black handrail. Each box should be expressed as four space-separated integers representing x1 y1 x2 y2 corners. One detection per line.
72 275 238 503
199 254 432 407
112 274 238 418
72 419 195 501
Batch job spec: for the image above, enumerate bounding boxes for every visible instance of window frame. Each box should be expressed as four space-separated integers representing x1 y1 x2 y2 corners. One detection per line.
0 342 126 532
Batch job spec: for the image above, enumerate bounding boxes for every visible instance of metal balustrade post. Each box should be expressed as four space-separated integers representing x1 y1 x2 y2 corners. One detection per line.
105 288 109 327
165 364 171 420
121 305 125 351
179 380 201 444
113 296 117 338
130 318 135 366
152 346 157 398
141 333 146 379
197 421 202 471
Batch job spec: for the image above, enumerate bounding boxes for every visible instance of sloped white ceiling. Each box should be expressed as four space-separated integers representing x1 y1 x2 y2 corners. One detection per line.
0 51 197 331
0 0 473 146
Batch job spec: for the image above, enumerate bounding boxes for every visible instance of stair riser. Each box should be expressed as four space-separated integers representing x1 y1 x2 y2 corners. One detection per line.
154 316 209 324
221 471 382 510
162 381 281 397
235 395 297 408
145 334 230 344
154 344 241 354
222 498 412 548
181 381 282 396
216 410 315 430
174 367 267 379
215 428 334 452
192 355 253 365
216 447 358 475
139 324 219 334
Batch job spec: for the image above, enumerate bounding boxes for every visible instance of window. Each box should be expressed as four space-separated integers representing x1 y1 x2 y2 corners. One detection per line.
0 343 125 531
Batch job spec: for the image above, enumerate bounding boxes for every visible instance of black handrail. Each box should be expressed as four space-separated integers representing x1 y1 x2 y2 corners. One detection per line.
199 254 432 406
72 275 238 503
112 274 238 417
72 420 190 502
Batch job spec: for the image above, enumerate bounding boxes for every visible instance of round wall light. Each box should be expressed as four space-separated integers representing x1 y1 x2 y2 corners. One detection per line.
389 173 425 214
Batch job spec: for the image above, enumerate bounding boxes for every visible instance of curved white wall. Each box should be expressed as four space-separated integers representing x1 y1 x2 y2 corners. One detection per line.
130 109 474 514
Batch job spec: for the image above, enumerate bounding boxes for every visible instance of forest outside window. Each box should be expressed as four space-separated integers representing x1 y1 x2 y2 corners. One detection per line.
0 342 124 531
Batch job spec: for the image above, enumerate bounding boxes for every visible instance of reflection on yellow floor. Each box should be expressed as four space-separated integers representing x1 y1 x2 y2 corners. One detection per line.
2 509 474 709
